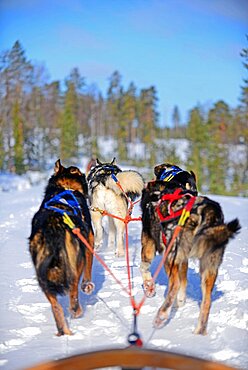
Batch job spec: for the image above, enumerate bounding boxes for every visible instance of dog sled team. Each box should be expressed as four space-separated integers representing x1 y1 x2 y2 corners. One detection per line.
29 157 240 336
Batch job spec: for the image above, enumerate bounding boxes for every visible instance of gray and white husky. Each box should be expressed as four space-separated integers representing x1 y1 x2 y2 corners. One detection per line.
87 158 144 257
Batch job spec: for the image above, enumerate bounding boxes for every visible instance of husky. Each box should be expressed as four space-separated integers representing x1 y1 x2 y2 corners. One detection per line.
29 160 94 335
87 158 144 257
140 163 241 334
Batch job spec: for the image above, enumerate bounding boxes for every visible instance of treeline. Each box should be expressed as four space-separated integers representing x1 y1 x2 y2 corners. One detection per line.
0 40 247 196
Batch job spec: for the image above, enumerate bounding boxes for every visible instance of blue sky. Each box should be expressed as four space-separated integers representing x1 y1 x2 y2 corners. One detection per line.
1 0 247 126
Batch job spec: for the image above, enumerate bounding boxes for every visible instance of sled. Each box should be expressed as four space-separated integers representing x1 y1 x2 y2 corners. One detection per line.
27 347 236 370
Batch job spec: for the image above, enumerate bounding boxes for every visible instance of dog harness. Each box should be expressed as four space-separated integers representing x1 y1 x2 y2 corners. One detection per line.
159 166 184 182
155 188 196 246
44 190 82 218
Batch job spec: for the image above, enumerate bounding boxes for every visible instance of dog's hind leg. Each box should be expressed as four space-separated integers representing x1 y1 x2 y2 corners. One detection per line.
69 276 83 319
140 231 156 297
113 218 125 257
91 211 104 251
45 292 72 336
194 268 217 335
154 261 180 328
176 260 188 307
81 230 95 295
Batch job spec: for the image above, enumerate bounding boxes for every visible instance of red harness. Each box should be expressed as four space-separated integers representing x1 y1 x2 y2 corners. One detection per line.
155 188 196 246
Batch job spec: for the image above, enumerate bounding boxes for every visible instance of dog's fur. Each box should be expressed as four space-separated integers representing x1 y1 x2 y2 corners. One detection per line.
29 160 94 336
140 163 241 335
87 158 144 257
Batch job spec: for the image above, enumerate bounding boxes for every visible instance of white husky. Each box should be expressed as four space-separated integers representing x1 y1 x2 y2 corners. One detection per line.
87 158 144 257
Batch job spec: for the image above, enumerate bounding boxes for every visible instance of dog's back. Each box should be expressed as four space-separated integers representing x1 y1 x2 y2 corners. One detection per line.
29 161 90 296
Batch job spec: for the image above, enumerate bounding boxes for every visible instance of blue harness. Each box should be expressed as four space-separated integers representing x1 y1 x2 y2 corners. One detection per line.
44 190 82 218
159 166 184 182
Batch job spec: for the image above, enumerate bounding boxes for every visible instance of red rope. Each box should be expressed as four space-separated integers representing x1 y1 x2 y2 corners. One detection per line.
72 228 130 296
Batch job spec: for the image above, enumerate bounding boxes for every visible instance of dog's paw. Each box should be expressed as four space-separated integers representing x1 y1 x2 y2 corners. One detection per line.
115 249 125 257
70 305 83 319
94 242 102 252
56 328 73 336
153 311 168 329
143 280 156 297
193 326 207 335
176 297 186 307
81 281 95 295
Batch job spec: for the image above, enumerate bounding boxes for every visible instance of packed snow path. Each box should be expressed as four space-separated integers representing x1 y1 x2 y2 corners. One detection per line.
0 183 248 369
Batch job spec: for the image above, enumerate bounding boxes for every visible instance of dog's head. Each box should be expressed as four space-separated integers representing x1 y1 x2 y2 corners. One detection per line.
154 163 197 193
48 159 88 195
87 157 122 184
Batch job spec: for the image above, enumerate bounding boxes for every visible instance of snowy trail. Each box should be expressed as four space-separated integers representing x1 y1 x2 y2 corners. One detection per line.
0 184 248 370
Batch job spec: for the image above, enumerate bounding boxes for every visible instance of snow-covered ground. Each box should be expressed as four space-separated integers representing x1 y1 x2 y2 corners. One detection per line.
0 173 247 370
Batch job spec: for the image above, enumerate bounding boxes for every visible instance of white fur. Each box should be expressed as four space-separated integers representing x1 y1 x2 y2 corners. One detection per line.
89 171 144 257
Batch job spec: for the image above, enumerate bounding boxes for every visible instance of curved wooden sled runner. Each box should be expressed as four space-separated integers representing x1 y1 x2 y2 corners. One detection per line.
27 347 236 370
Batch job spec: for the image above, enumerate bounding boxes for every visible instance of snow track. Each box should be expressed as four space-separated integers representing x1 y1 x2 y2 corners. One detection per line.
0 185 247 369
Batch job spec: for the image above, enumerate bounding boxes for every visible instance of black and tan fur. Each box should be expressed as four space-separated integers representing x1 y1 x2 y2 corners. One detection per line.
29 159 94 336
140 163 241 334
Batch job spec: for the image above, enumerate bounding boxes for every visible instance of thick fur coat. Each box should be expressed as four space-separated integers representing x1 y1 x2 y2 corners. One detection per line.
140 163 241 334
29 160 94 336
87 158 144 256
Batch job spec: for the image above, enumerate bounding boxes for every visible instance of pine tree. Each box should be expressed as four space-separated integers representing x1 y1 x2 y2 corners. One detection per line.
138 86 159 165
206 101 230 194
106 71 123 157
187 107 206 191
60 80 78 163
172 105 181 137
13 100 25 174
0 40 32 171
240 35 248 114
0 118 4 170
119 82 137 160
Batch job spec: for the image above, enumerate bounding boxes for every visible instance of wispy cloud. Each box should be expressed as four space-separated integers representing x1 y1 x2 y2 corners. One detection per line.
56 24 110 51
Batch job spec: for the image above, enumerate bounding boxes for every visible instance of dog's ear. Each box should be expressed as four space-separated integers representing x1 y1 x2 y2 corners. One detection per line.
154 164 163 177
190 170 196 182
96 158 102 165
111 157 116 165
54 159 64 175
70 166 82 176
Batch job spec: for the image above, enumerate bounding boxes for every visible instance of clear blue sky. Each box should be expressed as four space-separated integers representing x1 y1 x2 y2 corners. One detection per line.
1 0 247 126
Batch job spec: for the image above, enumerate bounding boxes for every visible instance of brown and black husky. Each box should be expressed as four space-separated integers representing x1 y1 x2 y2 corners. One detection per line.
29 159 94 336
140 163 241 335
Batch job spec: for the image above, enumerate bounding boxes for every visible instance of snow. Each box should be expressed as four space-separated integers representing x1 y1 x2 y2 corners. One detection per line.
0 174 248 370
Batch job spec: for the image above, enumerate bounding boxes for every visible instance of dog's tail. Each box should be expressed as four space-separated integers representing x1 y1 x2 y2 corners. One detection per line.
37 247 72 296
195 218 241 250
105 170 144 200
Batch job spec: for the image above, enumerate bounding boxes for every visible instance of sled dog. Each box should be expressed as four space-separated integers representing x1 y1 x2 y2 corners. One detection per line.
29 160 94 336
140 163 241 335
87 158 144 257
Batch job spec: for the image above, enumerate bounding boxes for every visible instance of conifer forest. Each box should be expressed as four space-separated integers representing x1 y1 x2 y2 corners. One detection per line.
0 40 247 195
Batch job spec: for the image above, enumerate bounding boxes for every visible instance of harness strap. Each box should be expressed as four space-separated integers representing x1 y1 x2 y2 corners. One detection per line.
44 190 82 218
156 188 195 224
159 166 184 181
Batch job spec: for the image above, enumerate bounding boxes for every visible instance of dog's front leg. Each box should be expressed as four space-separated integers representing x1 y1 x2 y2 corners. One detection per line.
154 262 180 329
140 231 156 297
45 292 72 336
91 211 103 251
81 229 95 295
114 218 125 257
